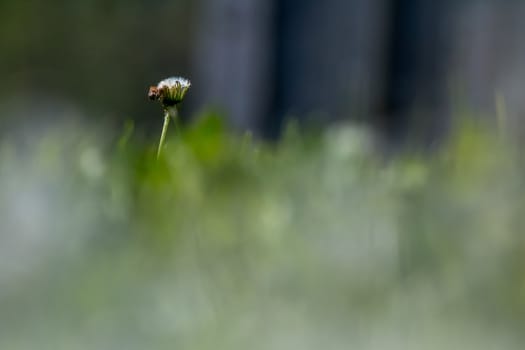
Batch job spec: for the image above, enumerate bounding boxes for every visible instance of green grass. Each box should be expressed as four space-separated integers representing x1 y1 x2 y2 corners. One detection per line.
1 114 525 349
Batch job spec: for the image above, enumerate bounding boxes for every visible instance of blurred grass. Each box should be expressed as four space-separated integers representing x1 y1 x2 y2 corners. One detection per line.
1 114 525 349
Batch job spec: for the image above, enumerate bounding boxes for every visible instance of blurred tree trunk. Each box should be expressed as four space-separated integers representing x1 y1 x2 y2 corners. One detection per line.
385 0 525 143
382 0 456 146
191 0 525 140
269 0 390 136
191 0 275 133
449 2 525 137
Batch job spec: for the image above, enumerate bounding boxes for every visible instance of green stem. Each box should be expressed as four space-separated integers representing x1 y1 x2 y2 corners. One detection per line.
156 109 170 159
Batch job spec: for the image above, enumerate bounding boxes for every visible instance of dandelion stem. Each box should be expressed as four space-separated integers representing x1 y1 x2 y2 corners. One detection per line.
157 109 171 159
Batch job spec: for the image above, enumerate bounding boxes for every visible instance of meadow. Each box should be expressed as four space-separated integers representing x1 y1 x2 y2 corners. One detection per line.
1 113 524 349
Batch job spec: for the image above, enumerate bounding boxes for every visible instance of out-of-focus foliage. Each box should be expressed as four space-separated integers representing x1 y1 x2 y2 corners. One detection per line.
0 0 192 126
1 115 524 349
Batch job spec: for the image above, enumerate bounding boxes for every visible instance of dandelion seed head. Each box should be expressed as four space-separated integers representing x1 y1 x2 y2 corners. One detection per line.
157 77 191 90
148 76 191 107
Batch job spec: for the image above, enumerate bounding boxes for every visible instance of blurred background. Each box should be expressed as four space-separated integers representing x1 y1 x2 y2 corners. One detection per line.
2 0 525 142
3 1 525 349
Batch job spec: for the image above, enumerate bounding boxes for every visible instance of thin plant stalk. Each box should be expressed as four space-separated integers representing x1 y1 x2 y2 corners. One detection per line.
149 77 190 159
157 106 180 159
157 109 171 159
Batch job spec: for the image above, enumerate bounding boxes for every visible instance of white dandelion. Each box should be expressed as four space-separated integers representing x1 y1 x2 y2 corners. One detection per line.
150 77 192 106
148 76 191 159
